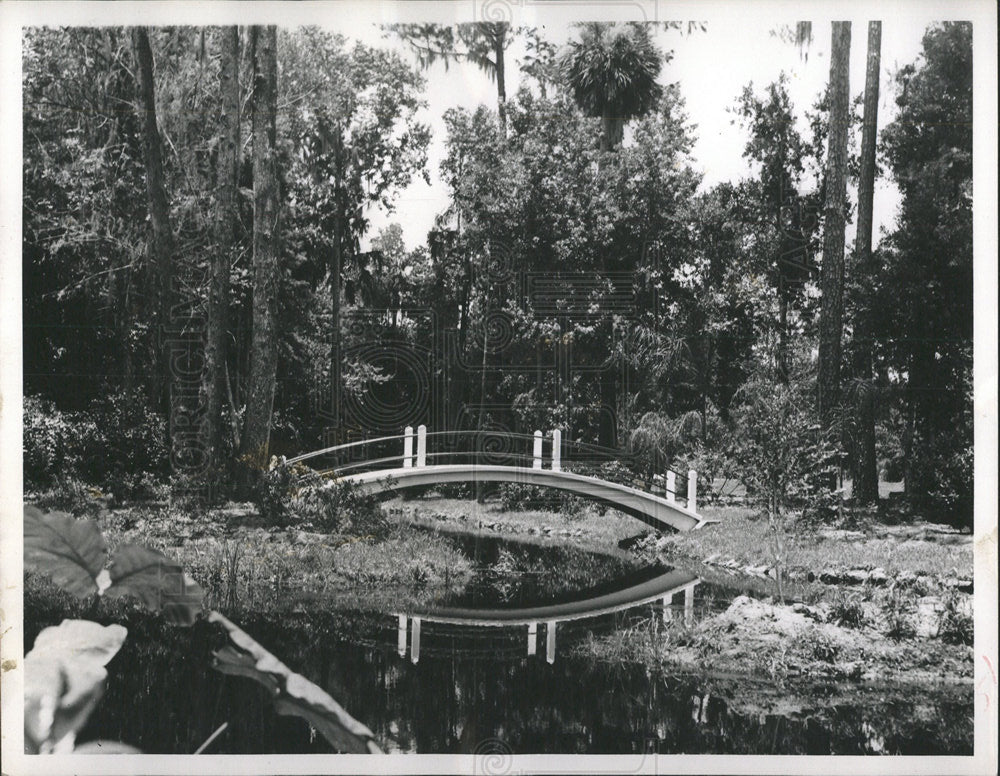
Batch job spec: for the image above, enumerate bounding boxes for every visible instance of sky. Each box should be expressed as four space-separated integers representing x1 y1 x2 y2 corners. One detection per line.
336 13 937 252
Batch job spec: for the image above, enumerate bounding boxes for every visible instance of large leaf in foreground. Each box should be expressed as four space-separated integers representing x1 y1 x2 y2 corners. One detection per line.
24 619 127 754
24 505 107 597
106 544 204 625
209 611 381 753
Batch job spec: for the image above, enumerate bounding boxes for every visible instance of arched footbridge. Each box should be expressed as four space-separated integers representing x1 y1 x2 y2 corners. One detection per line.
286 427 718 533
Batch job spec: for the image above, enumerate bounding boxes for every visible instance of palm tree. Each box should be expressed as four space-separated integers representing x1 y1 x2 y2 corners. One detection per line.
561 22 664 152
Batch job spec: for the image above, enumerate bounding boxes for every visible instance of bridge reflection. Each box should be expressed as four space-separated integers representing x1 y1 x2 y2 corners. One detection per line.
395 569 700 664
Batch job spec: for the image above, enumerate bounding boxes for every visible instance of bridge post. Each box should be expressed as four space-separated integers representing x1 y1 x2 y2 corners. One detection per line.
666 471 676 503
688 469 697 512
551 429 561 471
684 585 695 626
416 424 427 468
397 615 407 656
546 621 556 664
403 426 413 468
410 617 421 663
662 593 673 623
533 430 543 470
527 622 537 656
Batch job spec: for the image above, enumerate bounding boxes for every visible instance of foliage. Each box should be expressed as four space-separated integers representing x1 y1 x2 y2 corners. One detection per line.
884 588 917 641
829 591 867 629
23 503 382 753
288 476 389 535
23 397 83 489
874 22 973 524
24 619 129 754
937 591 973 646
209 610 380 752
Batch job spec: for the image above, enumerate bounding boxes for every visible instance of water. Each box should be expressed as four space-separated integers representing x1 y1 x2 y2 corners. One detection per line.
24 529 973 755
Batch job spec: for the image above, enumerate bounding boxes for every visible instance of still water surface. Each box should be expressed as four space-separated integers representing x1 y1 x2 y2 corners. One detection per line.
26 529 973 755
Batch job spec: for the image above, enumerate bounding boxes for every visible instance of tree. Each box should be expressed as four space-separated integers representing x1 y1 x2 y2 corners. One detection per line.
816 22 851 427
733 75 819 380
877 23 972 524
849 22 881 505
561 22 664 152
560 22 666 448
239 26 280 481
131 26 179 454
387 23 514 132
201 27 240 480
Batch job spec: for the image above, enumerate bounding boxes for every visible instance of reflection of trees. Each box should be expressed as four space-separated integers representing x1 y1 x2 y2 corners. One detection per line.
23 603 972 754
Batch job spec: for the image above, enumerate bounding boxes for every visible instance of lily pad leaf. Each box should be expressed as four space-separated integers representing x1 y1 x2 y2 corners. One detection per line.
24 505 107 598
208 610 381 753
106 544 204 626
24 619 127 754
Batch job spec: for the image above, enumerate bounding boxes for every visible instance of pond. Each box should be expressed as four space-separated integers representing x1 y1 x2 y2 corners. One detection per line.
24 529 973 755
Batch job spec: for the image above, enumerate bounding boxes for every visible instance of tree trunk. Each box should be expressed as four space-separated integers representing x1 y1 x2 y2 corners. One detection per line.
817 21 851 427
202 26 240 483
239 25 280 485
852 22 882 505
131 27 177 456
493 27 507 134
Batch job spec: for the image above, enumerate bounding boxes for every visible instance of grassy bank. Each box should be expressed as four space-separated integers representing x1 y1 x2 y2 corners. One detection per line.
42 500 476 614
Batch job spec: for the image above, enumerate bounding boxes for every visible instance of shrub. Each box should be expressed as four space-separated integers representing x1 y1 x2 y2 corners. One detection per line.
33 476 105 516
829 591 867 628
884 588 917 640
289 476 388 535
938 592 973 646
253 463 297 526
23 396 81 489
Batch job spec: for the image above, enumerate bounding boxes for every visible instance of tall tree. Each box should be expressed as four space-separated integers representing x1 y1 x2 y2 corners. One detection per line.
561 22 664 153
878 22 972 523
561 22 665 448
131 27 177 441
239 26 280 480
201 27 240 478
851 22 882 505
817 21 851 426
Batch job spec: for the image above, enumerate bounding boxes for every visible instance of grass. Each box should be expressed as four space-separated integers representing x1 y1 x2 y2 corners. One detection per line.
387 493 646 549
86 502 475 613
674 505 971 582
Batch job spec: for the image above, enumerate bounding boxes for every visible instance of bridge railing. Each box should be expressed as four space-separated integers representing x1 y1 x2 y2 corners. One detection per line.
286 427 698 512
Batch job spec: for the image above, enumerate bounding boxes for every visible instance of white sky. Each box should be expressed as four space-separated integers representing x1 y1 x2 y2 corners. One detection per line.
342 15 936 252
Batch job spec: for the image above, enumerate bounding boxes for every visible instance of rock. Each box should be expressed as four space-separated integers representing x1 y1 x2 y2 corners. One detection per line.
843 569 870 585
819 570 841 584
956 578 973 593
791 603 826 622
703 553 722 565
745 564 770 577
868 567 889 586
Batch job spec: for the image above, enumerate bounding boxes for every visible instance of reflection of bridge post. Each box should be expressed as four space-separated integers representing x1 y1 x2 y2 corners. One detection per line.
410 617 421 663
398 614 407 656
527 622 537 655
416 425 427 468
546 621 556 664
684 585 695 626
662 593 673 623
403 426 413 468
